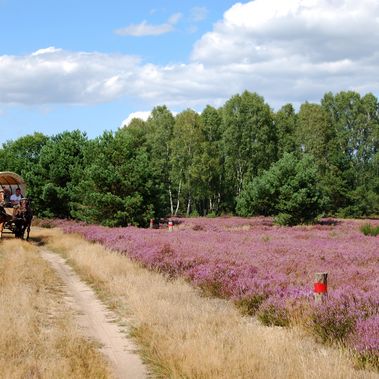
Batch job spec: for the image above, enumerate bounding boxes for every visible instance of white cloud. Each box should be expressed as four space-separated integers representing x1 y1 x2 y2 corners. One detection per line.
120 111 151 128
0 48 139 105
192 0 379 65
1 1 379 110
168 13 182 24
120 110 179 129
31 47 62 56
190 6 208 22
186 0 379 105
114 13 182 36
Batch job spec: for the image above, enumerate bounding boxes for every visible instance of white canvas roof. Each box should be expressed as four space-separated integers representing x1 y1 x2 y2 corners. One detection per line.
0 171 27 195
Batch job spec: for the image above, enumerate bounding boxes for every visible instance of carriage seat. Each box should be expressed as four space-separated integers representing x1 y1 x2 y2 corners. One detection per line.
4 206 14 217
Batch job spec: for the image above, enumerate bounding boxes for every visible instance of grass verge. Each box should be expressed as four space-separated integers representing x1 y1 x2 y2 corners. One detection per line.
0 238 112 379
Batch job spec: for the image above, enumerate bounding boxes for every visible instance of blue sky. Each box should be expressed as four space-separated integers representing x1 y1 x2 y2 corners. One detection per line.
1 0 378 144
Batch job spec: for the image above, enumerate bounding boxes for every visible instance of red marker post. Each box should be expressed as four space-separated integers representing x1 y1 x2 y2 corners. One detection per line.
168 220 173 232
150 219 154 229
314 272 328 303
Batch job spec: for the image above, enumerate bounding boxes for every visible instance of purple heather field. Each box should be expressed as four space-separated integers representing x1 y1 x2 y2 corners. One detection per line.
54 217 379 362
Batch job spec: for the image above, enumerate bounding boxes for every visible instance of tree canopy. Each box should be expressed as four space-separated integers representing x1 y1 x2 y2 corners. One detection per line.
1 90 377 226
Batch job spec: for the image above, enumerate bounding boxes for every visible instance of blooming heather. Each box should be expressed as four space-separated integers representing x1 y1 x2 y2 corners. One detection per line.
53 217 379 362
350 315 379 355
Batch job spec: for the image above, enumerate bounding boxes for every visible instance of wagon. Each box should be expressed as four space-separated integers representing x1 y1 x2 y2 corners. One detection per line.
0 171 28 236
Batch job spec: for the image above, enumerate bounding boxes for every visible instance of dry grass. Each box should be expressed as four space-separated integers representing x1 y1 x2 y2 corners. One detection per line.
35 228 378 379
0 237 112 379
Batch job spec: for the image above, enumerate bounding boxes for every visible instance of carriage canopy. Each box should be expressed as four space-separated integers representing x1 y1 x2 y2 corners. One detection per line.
0 172 27 196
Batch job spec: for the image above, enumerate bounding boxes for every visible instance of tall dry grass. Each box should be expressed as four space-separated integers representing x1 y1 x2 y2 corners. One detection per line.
0 238 112 379
36 228 378 379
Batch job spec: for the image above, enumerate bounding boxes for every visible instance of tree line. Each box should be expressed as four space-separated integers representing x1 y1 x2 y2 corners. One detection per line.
0 90 378 226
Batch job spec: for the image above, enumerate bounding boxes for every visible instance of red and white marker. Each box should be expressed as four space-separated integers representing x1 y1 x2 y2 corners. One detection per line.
168 220 173 232
150 219 154 229
314 272 328 303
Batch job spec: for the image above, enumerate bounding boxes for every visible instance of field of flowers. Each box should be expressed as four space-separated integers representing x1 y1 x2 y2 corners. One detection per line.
54 217 379 367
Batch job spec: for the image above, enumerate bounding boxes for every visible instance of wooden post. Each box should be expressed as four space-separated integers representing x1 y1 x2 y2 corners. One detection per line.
168 220 173 232
149 219 154 229
314 272 328 303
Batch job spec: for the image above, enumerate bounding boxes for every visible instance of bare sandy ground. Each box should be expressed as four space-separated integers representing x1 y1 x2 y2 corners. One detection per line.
40 248 147 379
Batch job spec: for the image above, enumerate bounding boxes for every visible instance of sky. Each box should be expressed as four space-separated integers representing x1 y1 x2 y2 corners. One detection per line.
0 0 378 144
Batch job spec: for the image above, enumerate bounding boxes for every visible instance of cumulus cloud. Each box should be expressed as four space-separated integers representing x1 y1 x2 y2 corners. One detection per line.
120 109 180 128
192 0 379 64
188 0 379 104
0 47 139 105
114 13 182 36
1 1 379 109
120 111 151 128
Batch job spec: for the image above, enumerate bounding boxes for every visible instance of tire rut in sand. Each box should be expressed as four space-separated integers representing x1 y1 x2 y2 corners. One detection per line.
40 248 147 379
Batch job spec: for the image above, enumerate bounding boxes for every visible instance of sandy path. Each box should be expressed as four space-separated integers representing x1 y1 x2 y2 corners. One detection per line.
40 249 147 379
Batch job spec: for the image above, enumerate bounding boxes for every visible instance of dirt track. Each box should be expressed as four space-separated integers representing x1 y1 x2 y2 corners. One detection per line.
40 248 147 379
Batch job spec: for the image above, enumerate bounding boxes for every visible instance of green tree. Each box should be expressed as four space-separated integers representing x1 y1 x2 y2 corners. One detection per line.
195 105 224 214
296 102 331 165
222 91 277 203
72 127 157 226
170 109 203 215
145 106 175 216
321 91 379 216
274 104 298 158
0 132 49 178
25 130 88 217
237 153 327 225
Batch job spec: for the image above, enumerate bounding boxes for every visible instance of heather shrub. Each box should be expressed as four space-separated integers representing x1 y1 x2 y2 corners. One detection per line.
190 264 228 297
360 223 379 237
308 293 370 344
257 297 291 327
349 315 379 370
192 224 205 231
309 306 355 343
151 244 177 276
235 294 268 316
189 264 243 298
187 262 261 299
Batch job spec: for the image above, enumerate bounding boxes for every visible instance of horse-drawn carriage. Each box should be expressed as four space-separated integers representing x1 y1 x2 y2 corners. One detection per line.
0 171 32 240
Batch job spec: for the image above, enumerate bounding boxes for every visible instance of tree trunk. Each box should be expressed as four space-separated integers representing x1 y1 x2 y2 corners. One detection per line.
217 192 221 211
169 184 174 216
174 180 181 216
186 195 191 216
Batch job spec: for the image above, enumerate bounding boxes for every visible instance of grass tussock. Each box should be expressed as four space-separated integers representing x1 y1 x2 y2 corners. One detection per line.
0 238 112 379
360 223 379 237
34 228 377 379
